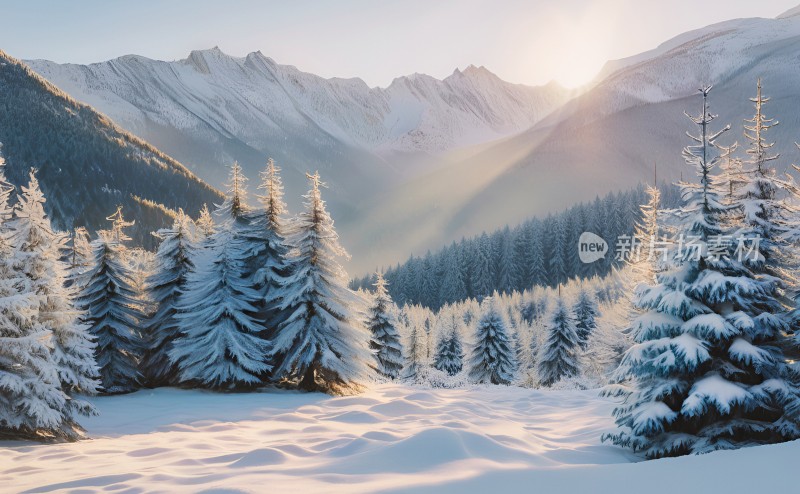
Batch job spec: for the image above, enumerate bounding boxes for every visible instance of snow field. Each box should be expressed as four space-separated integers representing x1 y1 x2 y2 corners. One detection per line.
2 384 797 492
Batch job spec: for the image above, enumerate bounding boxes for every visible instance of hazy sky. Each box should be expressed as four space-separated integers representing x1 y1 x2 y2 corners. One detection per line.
2 0 798 87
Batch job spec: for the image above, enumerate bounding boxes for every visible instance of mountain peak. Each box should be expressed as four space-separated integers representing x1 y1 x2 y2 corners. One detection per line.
446 64 499 85
185 47 230 73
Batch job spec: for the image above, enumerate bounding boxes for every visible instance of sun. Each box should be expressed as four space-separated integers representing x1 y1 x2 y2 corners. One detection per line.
526 5 616 88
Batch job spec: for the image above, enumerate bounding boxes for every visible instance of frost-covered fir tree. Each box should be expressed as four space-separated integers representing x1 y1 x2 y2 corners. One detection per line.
77 210 142 394
141 210 195 387
169 166 269 390
468 295 516 385
0 154 74 441
605 86 800 458
402 322 425 381
470 234 494 301
0 259 72 441
433 306 465 376
719 142 742 205
216 161 250 223
9 171 99 424
438 245 467 305
170 224 270 390
401 305 428 381
243 158 292 332
195 203 215 241
538 296 580 386
733 80 797 287
366 273 404 379
572 289 599 350
271 172 371 394
66 227 92 287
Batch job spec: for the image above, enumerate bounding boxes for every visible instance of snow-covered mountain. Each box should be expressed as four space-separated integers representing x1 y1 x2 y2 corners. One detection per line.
26 49 569 174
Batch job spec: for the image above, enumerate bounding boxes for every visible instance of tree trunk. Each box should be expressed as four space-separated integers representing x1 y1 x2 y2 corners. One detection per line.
299 365 317 392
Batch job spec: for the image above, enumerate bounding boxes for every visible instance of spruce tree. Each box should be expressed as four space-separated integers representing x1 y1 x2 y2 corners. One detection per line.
170 169 270 390
271 172 371 394
468 295 516 384
66 227 92 287
548 216 568 285
245 158 292 333
438 244 467 305
77 209 142 394
734 79 797 287
433 306 465 376
573 289 599 350
195 203 215 241
9 170 100 422
402 318 427 382
529 220 547 286
512 225 532 292
141 210 195 387
170 226 270 390
367 273 404 379
605 86 800 458
471 234 494 301
718 142 742 205
538 296 580 386
0 154 74 441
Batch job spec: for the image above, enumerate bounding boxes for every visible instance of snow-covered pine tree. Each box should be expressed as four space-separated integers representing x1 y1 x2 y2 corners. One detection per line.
548 216 568 286
573 289 599 350
169 166 269 390
366 273 404 379
270 172 371 394
243 158 292 334
468 295 516 385
0 153 73 441
418 252 439 307
169 222 270 390
216 161 249 223
470 234 494 301
433 305 465 376
77 209 142 394
400 304 430 382
734 79 797 285
66 227 92 289
605 86 800 458
438 244 468 305
195 203 215 241
496 226 516 294
529 220 547 286
9 170 100 425
719 142 742 205
0 254 72 441
512 224 532 292
538 295 580 386
141 209 195 387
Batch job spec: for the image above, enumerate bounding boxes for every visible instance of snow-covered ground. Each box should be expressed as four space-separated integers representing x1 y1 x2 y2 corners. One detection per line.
1 384 795 493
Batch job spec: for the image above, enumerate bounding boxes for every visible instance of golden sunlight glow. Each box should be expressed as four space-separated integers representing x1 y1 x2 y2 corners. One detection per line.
522 3 617 88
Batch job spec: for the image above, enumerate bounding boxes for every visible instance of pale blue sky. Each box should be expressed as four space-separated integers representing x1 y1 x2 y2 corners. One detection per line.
1 0 797 87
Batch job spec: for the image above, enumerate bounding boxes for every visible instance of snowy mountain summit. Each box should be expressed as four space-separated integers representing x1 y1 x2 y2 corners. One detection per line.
27 48 569 159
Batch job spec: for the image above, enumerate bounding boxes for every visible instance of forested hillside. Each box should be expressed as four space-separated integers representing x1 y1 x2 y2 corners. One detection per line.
0 51 222 248
352 184 681 309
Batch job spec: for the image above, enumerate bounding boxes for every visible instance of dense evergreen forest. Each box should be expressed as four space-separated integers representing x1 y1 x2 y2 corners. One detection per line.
351 184 681 309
